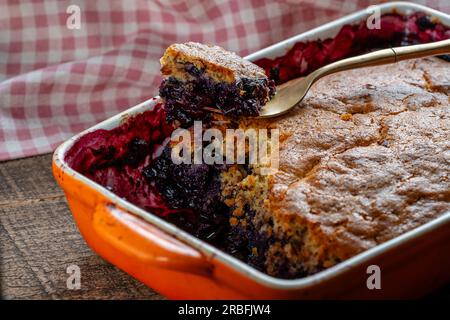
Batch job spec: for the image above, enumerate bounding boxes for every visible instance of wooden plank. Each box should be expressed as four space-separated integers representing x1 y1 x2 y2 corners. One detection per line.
0 154 162 300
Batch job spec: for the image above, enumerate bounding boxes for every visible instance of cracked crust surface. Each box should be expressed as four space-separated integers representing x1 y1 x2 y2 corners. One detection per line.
160 42 267 83
245 57 449 276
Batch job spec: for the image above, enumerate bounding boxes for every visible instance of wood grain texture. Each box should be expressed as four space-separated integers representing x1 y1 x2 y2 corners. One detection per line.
0 154 448 300
0 154 163 300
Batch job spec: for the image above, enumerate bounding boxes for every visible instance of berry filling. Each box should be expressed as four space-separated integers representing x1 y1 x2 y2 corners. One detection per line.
255 12 449 84
159 63 276 127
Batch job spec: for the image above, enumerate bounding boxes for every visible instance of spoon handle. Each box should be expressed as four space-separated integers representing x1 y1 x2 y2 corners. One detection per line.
393 39 450 61
310 39 450 83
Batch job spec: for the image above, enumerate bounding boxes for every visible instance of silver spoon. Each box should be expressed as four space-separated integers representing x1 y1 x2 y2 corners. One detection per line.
259 39 450 118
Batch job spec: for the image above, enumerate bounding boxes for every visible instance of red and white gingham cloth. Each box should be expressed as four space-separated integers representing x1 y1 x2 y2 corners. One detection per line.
0 0 448 161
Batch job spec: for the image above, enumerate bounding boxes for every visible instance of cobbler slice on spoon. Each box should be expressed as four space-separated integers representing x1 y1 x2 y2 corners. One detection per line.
159 42 276 126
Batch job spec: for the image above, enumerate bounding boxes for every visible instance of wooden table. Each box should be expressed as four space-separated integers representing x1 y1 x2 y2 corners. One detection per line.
1 154 449 299
0 154 162 299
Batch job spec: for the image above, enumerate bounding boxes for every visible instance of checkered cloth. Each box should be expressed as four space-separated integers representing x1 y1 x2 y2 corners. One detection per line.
0 0 448 160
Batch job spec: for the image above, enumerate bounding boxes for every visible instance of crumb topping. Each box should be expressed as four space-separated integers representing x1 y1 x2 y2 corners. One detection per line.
160 42 267 83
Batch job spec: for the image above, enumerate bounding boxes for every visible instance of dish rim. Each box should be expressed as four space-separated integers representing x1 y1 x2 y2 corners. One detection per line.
53 1 450 290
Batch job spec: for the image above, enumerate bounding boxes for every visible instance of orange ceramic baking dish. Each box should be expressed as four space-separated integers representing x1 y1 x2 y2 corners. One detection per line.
53 2 450 299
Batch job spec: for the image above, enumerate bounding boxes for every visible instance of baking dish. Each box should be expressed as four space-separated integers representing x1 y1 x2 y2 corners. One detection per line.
53 2 450 299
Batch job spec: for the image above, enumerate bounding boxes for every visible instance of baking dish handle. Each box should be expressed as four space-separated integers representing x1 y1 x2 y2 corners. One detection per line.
93 202 213 276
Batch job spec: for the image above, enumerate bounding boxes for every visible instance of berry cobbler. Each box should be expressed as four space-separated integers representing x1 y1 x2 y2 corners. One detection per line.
66 12 450 279
159 42 276 126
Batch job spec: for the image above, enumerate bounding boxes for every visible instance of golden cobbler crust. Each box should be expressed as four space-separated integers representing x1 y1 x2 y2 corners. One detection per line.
238 57 449 276
160 42 267 83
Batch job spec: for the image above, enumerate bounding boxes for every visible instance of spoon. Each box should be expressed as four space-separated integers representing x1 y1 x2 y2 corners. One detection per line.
259 39 450 118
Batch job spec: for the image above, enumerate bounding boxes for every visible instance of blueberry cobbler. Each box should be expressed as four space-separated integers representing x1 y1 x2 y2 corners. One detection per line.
66 12 450 279
159 42 276 126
